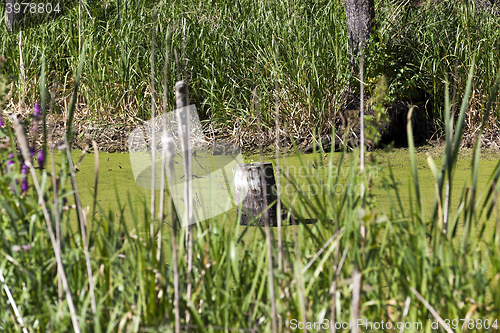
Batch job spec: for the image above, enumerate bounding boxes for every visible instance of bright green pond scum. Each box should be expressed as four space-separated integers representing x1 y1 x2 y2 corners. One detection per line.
66 146 500 241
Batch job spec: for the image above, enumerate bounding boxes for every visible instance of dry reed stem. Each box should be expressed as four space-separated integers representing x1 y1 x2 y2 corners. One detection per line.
18 31 25 102
329 168 341 333
48 89 64 313
0 271 29 333
158 27 172 265
275 77 283 271
292 217 307 329
65 138 96 314
302 228 344 274
49 147 63 312
13 117 81 333
398 297 411 333
165 134 180 333
73 143 90 170
175 80 193 324
78 0 81 57
359 48 365 173
282 123 291 274
353 48 367 327
255 87 278 333
410 287 455 333
182 22 189 104
157 116 167 263
150 7 157 254
350 267 362 333
495 183 500 246
183 31 194 325
329 246 349 333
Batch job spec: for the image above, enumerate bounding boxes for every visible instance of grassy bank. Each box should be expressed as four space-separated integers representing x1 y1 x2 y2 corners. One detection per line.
1 0 500 145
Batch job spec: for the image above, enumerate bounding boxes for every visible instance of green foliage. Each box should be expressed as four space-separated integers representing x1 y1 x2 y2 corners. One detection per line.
2 2 500 332
365 75 390 147
3 60 500 331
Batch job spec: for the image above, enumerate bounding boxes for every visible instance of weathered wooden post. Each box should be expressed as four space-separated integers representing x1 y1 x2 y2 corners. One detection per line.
233 162 280 227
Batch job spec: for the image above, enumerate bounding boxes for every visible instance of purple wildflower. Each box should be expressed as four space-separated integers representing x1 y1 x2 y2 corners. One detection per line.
21 163 30 192
32 102 42 131
37 150 45 169
22 164 29 174
8 153 14 166
34 102 41 119
21 177 29 192
0 118 3 127
30 146 36 158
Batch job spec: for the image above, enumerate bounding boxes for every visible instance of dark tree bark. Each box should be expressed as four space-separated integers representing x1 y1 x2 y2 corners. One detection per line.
5 0 22 33
344 0 375 69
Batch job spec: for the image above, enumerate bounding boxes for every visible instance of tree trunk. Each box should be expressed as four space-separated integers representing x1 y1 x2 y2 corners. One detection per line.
5 0 22 33
344 0 375 69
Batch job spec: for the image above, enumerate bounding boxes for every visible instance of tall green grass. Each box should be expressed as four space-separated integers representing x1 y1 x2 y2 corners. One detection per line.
3 0 498 142
2 47 500 332
2 1 500 332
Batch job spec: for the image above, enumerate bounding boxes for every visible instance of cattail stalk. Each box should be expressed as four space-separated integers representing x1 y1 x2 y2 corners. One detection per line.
175 80 193 324
274 43 283 270
158 27 172 264
255 87 278 333
150 7 157 255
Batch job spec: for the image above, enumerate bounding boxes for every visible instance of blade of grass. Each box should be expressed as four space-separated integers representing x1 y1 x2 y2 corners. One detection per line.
92 140 99 218
406 105 422 220
66 44 86 146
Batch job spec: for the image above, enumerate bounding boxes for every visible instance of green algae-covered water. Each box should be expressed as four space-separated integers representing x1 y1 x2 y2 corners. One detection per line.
5 145 498 258
67 146 500 239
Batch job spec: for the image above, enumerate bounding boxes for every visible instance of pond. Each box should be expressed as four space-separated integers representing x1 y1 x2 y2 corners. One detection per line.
66 145 500 243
